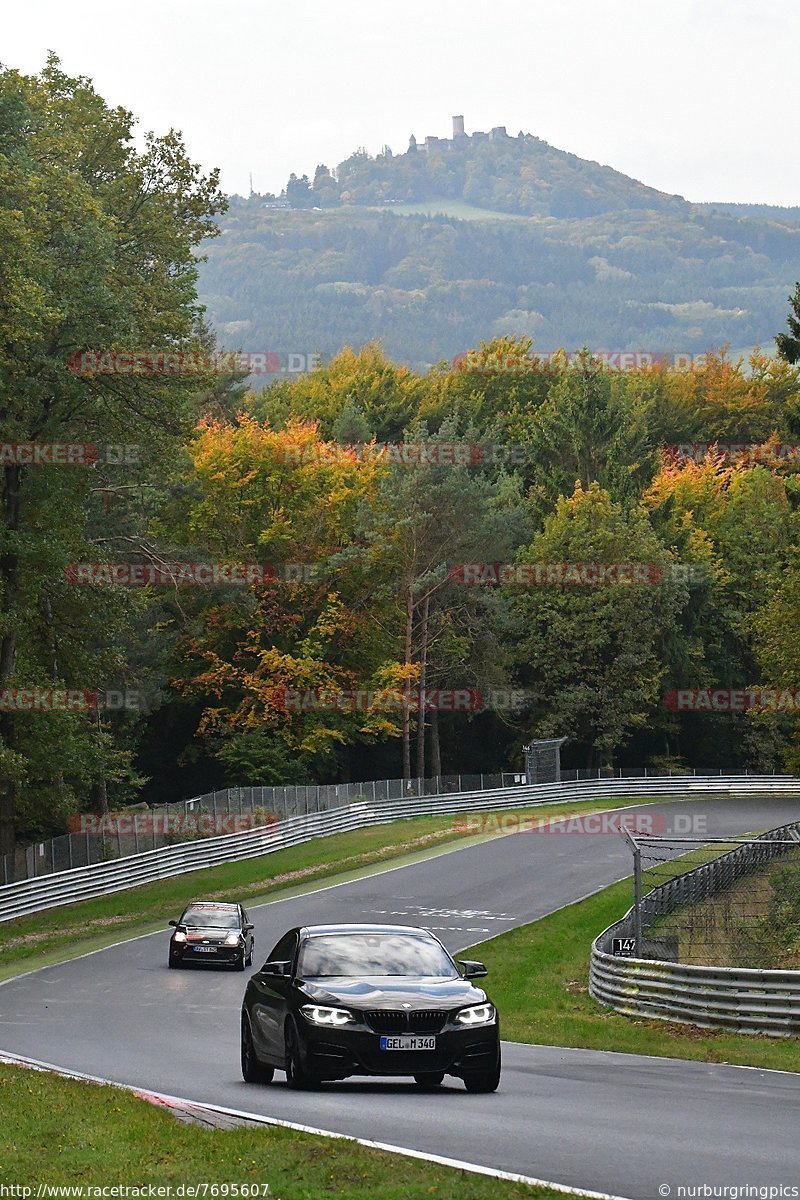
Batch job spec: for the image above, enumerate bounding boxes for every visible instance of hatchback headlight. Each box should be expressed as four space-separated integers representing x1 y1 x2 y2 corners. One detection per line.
225 933 241 946
455 1002 496 1026
172 931 186 943
301 1004 354 1026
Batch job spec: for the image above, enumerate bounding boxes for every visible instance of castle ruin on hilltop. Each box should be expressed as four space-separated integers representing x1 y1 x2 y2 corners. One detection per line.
409 115 528 153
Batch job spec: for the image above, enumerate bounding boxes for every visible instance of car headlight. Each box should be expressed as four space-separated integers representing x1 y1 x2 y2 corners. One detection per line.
172 931 186 943
301 1004 354 1026
225 933 241 946
455 1002 496 1026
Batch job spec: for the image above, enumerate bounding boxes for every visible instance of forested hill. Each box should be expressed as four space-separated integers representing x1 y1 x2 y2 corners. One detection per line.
284 129 688 218
197 195 800 371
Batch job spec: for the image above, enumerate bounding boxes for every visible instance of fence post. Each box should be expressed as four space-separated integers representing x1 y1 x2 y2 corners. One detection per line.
622 829 643 956
633 843 642 956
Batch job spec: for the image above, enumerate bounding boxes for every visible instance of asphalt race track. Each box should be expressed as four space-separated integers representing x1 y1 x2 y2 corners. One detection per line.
3 797 800 1198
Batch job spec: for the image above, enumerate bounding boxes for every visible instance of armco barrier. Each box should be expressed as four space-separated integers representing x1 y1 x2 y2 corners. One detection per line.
4 766 781 884
590 819 800 1037
1 774 799 924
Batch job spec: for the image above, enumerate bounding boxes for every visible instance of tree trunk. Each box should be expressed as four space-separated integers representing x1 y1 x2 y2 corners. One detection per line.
415 593 429 778
402 586 414 780
89 704 109 816
430 704 442 779
0 463 22 857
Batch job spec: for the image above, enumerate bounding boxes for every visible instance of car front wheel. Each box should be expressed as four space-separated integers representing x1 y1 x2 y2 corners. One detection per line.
241 1014 274 1084
285 1020 315 1090
463 1048 501 1094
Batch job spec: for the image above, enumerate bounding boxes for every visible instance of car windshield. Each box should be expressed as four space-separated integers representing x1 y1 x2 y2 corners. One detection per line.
298 933 458 978
182 908 239 929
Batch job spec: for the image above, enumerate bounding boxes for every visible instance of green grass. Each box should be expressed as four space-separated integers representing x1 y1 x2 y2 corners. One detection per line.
0 796 656 980
0 1063 570 1197
368 199 532 221
470 879 800 1071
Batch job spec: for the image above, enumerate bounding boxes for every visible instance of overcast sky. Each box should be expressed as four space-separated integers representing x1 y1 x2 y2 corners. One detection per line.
4 0 798 206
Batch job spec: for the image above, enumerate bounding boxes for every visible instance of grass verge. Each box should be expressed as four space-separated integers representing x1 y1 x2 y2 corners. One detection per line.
471 879 800 1071
0 1063 570 1197
0 796 656 980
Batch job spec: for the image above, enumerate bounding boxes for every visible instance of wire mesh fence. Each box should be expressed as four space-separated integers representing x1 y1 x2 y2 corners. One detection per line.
615 826 800 967
0 771 527 885
3 764 789 886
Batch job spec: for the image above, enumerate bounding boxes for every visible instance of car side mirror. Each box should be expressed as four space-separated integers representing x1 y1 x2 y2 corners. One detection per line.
459 960 488 979
168 920 177 928
261 959 291 976
244 923 255 932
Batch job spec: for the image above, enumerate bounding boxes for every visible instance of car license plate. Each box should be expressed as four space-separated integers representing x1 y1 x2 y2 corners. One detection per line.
379 1036 436 1051
194 946 215 953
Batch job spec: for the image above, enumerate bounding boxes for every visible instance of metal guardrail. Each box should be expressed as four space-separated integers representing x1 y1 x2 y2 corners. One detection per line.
1 774 798 925
5 765 779 885
590 820 800 1036
3 772 528 884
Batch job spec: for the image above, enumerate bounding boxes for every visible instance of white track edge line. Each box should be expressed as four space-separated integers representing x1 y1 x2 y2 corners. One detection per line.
0 1050 634 1200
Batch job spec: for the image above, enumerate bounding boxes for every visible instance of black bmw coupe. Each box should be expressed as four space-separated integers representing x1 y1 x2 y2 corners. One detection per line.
240 922 501 1091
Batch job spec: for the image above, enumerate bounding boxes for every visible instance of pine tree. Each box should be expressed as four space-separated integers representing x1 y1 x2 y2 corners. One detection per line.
776 282 800 364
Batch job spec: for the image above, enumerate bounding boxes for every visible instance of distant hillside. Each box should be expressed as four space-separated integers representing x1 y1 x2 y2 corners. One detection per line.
697 202 800 224
277 117 689 219
199 124 800 370
197 200 798 370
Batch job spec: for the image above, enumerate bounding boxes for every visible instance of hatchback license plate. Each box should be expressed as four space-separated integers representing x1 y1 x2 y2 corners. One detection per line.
379 1036 436 1051
194 946 216 953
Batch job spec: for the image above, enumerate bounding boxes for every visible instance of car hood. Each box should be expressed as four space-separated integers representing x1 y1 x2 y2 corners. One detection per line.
299 976 488 1009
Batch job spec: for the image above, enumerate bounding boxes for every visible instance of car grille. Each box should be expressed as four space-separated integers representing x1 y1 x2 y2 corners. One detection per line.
365 1010 447 1034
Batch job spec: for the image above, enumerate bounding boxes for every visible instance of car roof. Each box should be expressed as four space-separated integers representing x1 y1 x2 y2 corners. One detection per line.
299 923 436 937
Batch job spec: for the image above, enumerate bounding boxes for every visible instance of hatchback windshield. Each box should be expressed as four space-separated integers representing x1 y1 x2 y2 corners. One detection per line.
298 933 458 978
183 908 239 929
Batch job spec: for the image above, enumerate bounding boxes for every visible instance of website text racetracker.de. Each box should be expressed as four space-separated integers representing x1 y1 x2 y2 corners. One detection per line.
277 687 530 713
67 812 279 836
454 811 708 835
0 689 144 713
0 1187 269 1198
64 563 315 586
66 349 318 375
452 350 714 372
449 562 708 586
0 443 141 466
665 689 800 712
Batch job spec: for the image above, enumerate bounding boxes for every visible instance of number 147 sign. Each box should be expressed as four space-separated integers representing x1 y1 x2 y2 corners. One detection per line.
611 937 636 957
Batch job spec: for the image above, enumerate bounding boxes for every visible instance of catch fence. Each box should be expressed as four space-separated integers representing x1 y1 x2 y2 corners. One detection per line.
590 822 800 1035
